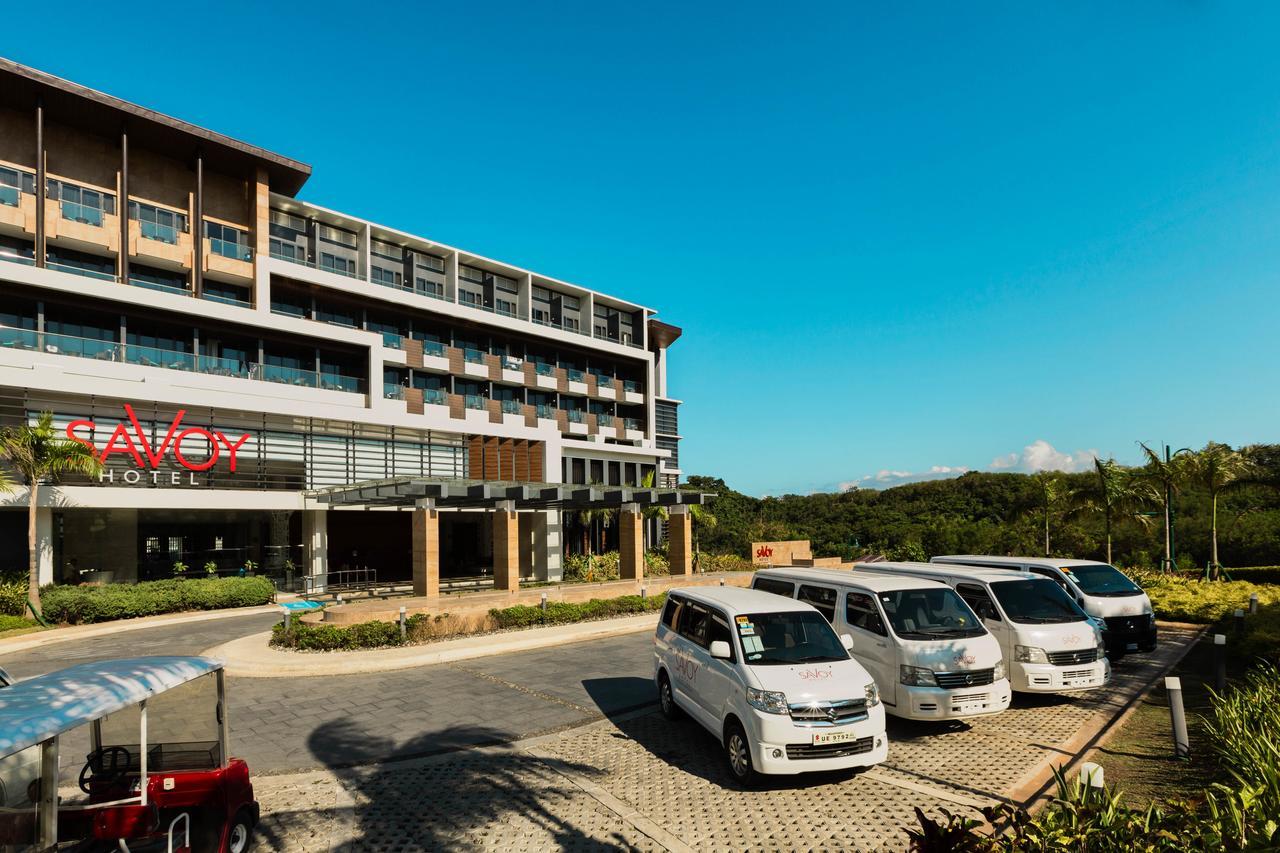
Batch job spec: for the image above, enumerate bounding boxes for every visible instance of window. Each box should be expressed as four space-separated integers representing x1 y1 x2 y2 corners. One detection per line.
319 253 355 276
48 179 115 226
1029 566 1073 596
205 221 251 260
459 264 485 284
797 584 837 623
0 166 33 207
417 254 446 273
269 238 305 263
129 201 188 244
738 611 848 665
371 240 403 262
661 596 683 629
495 297 517 316
270 210 306 232
752 577 795 598
678 602 711 646
317 224 357 248
372 265 403 288
846 592 887 636
416 277 444 298
878 588 984 638
956 583 1001 622
708 613 736 661
458 288 483 307
493 274 518 294
129 264 189 295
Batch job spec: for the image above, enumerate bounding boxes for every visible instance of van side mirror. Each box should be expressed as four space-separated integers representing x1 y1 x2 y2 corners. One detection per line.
709 640 732 660
840 634 854 651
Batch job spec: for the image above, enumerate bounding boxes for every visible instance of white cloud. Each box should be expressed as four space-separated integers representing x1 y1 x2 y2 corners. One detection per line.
840 465 970 491
989 440 1098 474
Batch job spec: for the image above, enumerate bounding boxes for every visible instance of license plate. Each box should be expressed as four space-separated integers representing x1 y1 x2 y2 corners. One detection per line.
1066 677 1095 687
954 702 985 714
1126 642 1138 651
812 729 858 746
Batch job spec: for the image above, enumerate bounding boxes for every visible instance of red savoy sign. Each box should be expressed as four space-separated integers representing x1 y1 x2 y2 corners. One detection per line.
66 404 251 475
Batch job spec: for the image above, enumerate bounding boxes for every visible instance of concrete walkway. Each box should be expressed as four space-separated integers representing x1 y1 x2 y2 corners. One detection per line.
0 602 285 654
208 612 661 677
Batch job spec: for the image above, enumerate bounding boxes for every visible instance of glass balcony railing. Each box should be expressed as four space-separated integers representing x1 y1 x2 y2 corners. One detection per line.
534 362 554 376
464 394 487 410
269 247 362 280
139 220 180 244
422 339 446 357
501 356 523 370
596 413 615 427
202 291 252 309
129 277 191 297
500 399 522 415
59 201 105 227
424 388 447 405
623 380 641 393
47 260 116 281
463 347 486 364
593 373 614 388
320 373 362 393
565 409 585 424
380 331 404 349
565 368 584 383
209 237 253 261
197 354 254 378
0 249 35 267
0 326 117 360
259 364 317 388
0 185 19 207
384 383 406 400
536 404 556 420
623 417 642 432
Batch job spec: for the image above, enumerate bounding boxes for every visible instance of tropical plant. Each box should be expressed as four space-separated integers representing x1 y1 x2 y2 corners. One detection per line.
204 560 218 577
1138 443 1192 572
689 503 718 571
171 560 188 578
1067 458 1156 564
1027 470 1065 556
1184 442 1254 575
0 411 102 617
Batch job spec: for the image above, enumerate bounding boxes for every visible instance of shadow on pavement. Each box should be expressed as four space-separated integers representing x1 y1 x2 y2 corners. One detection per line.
258 717 645 851
580 675 656 717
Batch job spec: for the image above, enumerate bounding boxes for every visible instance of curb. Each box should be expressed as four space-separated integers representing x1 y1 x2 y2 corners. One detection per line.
207 612 661 677
0 603 283 654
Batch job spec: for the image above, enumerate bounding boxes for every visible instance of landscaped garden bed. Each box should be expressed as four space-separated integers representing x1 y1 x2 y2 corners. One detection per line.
0 575 276 626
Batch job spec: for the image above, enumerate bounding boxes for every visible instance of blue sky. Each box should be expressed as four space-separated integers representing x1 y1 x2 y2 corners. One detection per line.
10 2 1280 495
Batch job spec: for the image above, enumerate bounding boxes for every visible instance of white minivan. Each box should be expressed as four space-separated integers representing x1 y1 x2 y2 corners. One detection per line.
751 567 1011 721
654 586 888 785
853 562 1111 693
930 555 1157 657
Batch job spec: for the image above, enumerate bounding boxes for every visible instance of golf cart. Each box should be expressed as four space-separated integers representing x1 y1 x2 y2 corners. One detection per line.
0 656 258 852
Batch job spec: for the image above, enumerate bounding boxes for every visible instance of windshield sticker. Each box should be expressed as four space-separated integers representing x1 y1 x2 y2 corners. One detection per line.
742 636 763 654
738 622 756 636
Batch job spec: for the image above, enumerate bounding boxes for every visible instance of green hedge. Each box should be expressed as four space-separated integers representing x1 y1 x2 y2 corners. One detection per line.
0 572 26 617
1143 577 1280 624
39 577 275 624
271 592 668 652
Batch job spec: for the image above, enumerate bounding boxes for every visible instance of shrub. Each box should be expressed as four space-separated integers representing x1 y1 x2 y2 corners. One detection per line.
562 552 621 583
0 614 32 633
698 552 754 573
644 550 670 576
490 593 666 629
39 576 275 624
1144 577 1280 624
0 571 27 617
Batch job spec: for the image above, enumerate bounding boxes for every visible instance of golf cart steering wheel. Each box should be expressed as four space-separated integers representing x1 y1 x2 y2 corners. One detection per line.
80 746 133 793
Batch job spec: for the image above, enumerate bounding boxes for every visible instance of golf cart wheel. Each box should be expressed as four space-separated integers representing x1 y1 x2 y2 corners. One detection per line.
225 808 254 853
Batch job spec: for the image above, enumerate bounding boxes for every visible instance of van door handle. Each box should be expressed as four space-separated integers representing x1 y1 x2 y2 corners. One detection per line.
875 642 887 648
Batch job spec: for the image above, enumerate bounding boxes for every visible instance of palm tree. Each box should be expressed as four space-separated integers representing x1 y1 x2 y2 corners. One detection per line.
688 503 717 571
1138 443 1190 572
1067 458 1156 564
1028 471 1065 556
1184 442 1252 575
0 411 102 617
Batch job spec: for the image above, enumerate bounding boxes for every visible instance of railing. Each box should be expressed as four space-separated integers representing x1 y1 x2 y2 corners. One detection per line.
502 356 523 370
464 394 486 410
125 344 197 371
269 247 362 280
501 399 522 414
139 220 180 244
566 409 585 424
302 567 378 597
0 186 19 207
534 362 554 376
593 373 614 388
47 260 115 281
424 388 447 405
59 200 105 227
202 292 252 309
623 417 642 431
422 339 446 357
463 347 486 364
260 363 363 393
0 249 34 266
536 403 556 419
380 331 404 349
623 380 641 393
593 329 643 349
209 237 253 261
0 326 252 379
129 278 191 297
596 413 615 427
384 383 406 400
320 373 363 393
566 368 584 382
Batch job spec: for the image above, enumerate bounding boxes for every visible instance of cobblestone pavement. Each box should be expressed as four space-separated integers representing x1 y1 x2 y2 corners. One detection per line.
251 625 1200 851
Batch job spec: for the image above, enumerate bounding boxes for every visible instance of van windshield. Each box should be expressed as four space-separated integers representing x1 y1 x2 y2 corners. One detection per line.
1062 564 1142 597
737 611 850 665
879 588 986 639
990 579 1086 624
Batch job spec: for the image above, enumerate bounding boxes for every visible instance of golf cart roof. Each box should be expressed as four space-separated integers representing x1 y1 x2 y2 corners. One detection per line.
0 656 222 756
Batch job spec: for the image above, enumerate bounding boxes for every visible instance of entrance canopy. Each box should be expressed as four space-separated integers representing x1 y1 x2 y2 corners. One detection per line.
307 476 713 511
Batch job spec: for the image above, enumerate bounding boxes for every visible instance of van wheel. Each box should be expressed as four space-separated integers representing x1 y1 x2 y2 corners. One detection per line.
724 721 759 787
225 808 254 853
658 672 681 721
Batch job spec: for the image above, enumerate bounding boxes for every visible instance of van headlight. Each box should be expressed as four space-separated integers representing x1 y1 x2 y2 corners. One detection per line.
1097 639 1107 658
865 682 881 707
899 665 937 686
1015 645 1049 664
746 687 789 715
993 660 1006 681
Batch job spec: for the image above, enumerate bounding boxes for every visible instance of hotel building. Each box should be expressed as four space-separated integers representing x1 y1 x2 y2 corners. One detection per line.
0 58 697 594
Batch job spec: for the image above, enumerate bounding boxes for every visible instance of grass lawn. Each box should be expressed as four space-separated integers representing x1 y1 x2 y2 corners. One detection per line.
0 614 45 640
1097 634 1234 804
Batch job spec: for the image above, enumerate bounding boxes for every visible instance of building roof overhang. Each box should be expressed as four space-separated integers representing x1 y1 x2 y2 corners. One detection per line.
0 57 311 196
307 477 711 510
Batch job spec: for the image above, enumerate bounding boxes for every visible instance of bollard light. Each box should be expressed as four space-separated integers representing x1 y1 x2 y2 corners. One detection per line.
336 594 344 606
1213 634 1227 692
719 579 725 586
283 609 292 633
1078 761 1105 789
1166 676 1190 759
1235 608 1246 635
1249 593 1259 615
541 591 548 612
641 586 647 601
399 606 407 641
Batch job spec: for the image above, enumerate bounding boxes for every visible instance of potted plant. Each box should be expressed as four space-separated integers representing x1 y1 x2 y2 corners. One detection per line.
241 558 257 578
204 560 218 578
172 560 188 580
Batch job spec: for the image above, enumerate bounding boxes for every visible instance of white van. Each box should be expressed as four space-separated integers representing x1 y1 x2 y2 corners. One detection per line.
751 567 1011 721
930 555 1157 656
853 562 1110 693
654 586 888 785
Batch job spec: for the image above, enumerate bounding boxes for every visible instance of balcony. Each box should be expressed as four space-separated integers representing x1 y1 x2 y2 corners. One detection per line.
536 403 557 420
0 325 256 381
500 399 522 415
565 409 585 424
596 413 615 427
261 363 364 393
205 234 254 283
423 339 446 358
46 198 119 254
463 348 486 365
622 417 642 432
464 394 487 411
384 382 406 400
424 388 447 405
534 362 554 377
202 290 252 309
0 183 35 237
380 331 404 349
269 246 362 280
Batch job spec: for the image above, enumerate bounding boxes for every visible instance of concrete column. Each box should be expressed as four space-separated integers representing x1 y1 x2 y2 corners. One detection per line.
35 505 54 586
411 502 440 598
619 503 644 581
302 509 328 594
531 510 563 582
669 504 693 576
493 500 519 591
